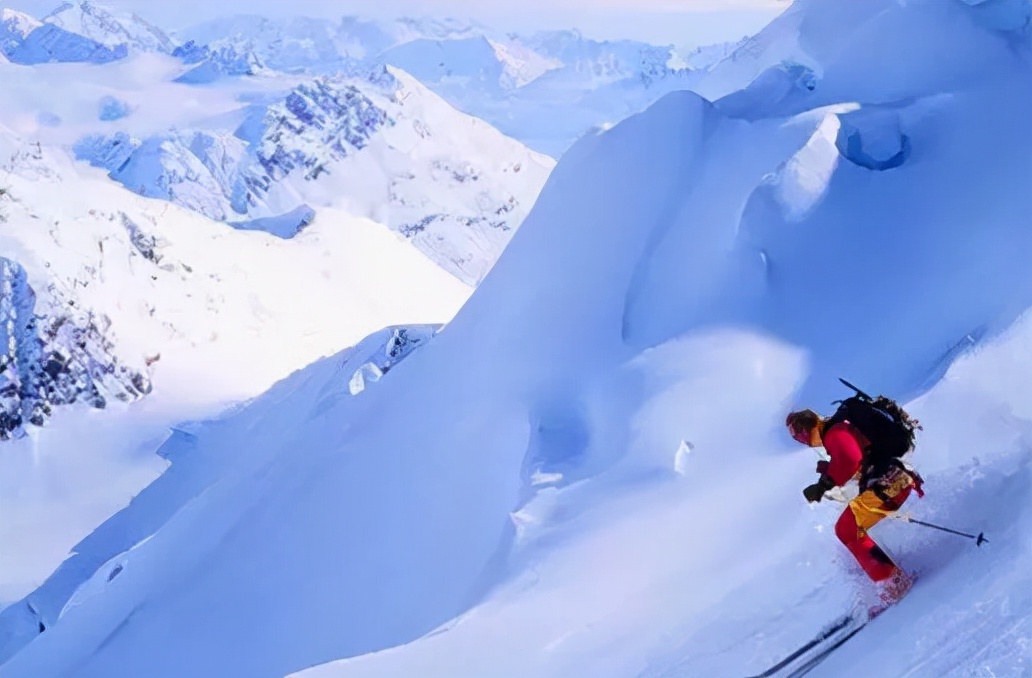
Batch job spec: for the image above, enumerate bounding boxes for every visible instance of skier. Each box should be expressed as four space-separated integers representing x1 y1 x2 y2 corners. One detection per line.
786 390 924 607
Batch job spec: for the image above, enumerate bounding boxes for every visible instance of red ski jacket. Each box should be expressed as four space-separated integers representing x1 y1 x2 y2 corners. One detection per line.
822 421 867 487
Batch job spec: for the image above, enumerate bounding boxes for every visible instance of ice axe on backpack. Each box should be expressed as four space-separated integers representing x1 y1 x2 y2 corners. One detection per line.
838 377 873 401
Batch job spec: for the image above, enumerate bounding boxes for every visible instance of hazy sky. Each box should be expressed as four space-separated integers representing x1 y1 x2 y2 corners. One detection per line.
7 0 788 46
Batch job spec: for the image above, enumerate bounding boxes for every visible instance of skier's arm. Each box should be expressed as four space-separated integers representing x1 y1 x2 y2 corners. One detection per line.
821 425 863 487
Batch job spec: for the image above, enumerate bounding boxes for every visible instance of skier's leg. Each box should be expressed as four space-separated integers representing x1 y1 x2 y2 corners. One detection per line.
834 496 897 582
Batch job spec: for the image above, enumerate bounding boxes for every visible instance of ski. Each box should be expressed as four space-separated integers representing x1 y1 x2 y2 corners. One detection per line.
784 620 869 677
745 614 855 678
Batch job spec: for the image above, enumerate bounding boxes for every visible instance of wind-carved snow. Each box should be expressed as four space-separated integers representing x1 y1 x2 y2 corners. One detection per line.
767 110 843 222
835 106 912 171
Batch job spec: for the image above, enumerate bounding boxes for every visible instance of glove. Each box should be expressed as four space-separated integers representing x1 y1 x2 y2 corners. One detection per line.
803 474 836 503
816 460 829 475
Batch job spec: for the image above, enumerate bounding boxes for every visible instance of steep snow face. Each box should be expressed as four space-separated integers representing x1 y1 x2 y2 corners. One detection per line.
41 1 175 53
0 322 439 658
0 2 1028 678
74 68 554 285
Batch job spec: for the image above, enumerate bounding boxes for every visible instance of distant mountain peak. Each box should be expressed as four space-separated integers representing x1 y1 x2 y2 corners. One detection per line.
0 8 41 34
41 0 175 53
0 8 40 53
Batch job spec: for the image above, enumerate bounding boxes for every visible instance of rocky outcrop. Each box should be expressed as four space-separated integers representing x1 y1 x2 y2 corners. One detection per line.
0 257 150 441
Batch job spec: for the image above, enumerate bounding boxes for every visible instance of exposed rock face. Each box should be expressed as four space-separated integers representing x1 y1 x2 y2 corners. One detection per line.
0 257 150 441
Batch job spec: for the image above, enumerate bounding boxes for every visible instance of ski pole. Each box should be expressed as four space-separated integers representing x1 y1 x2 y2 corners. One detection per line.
899 515 988 546
819 497 988 546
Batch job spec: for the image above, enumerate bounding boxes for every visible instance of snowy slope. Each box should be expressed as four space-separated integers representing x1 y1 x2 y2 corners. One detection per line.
1 1 1030 677
0 126 471 609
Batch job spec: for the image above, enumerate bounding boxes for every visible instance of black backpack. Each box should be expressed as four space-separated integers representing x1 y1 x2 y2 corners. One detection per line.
825 378 922 463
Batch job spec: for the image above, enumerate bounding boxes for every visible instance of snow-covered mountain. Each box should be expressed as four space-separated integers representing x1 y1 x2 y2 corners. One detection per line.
0 1 1028 677
180 14 487 71
377 36 529 94
180 15 369 73
0 1 175 65
176 15 702 157
0 121 471 399
0 120 472 603
171 41 266 83
2 3 712 156
3 20 126 64
0 8 40 54
40 1 175 53
72 67 554 285
370 30 696 156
